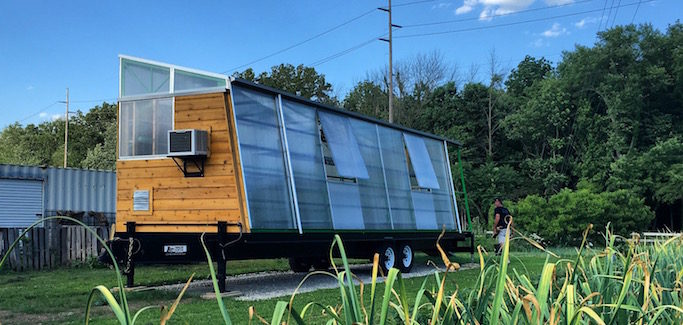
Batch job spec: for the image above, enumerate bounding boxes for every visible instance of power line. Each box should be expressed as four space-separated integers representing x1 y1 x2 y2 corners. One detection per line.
310 34 385 66
605 0 616 30
631 0 642 23
393 0 436 8
69 98 117 103
610 0 623 27
598 0 609 32
18 101 60 123
222 8 378 73
402 0 593 28
394 1 652 39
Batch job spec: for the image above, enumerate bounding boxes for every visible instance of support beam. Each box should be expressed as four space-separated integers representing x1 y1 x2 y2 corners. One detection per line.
457 149 473 231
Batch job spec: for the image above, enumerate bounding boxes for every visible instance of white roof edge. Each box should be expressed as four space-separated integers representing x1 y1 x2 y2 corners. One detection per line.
118 54 231 82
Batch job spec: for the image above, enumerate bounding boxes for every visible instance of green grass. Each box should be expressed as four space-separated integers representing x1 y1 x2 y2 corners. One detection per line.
0 251 554 324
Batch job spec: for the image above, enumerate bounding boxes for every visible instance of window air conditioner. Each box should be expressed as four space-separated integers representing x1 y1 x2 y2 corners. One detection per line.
167 129 209 157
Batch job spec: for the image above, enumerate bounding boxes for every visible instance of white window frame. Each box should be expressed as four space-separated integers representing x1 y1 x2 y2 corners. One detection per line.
118 96 175 160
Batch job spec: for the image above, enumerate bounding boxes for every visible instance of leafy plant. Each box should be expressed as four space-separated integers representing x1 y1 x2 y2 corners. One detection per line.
0 217 193 324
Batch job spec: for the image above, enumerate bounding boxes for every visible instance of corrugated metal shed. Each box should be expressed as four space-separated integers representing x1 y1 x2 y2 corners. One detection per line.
0 164 116 226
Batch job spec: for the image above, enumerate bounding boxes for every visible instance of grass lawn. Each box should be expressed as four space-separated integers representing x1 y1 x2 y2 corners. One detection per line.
0 246 563 324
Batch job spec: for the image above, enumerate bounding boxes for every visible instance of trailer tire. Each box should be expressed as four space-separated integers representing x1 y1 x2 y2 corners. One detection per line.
378 244 396 274
312 257 331 271
398 243 414 273
289 257 311 273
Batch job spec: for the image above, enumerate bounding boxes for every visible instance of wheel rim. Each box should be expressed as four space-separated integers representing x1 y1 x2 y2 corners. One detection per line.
384 247 395 270
401 245 412 268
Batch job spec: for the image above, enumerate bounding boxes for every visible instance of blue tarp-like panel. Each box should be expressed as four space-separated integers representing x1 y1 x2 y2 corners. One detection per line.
403 133 440 189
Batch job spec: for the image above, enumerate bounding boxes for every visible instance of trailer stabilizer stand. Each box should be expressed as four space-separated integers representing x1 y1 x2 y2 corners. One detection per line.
217 221 227 293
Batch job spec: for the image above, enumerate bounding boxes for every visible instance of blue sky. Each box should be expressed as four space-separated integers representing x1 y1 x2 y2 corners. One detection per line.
0 0 679 127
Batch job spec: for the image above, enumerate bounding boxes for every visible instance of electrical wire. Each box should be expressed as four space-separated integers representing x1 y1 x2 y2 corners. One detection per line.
402 0 593 28
610 0 623 27
394 1 653 39
631 0 642 23
222 7 378 73
598 0 609 32
17 101 60 123
310 33 387 67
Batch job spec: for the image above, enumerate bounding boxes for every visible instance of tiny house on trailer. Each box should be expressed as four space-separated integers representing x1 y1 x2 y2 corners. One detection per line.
112 56 474 290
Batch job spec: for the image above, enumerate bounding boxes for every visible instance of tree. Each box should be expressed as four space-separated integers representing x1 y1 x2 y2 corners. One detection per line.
343 81 388 120
234 64 337 104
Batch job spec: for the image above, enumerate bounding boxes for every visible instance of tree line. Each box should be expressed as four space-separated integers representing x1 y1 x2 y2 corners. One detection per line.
1 23 680 239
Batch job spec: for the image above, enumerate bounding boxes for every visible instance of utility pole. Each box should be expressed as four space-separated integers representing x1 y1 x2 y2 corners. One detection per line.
379 0 401 123
63 88 69 168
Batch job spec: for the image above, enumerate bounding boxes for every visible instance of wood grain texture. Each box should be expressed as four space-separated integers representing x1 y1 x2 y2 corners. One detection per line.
116 92 247 233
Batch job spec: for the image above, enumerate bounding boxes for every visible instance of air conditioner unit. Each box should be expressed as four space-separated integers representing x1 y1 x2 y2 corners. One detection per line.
167 129 209 157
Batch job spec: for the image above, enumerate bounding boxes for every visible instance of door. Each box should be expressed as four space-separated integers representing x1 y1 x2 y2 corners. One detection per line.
0 179 44 228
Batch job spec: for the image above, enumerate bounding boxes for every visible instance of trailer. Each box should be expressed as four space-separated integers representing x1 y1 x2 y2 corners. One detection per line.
111 55 474 291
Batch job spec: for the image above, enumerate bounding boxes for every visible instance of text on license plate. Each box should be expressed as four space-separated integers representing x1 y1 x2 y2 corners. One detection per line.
163 245 187 256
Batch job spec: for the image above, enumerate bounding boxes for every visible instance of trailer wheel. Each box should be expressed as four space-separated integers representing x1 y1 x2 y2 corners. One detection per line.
288 258 311 273
398 243 414 273
312 257 331 271
379 244 396 274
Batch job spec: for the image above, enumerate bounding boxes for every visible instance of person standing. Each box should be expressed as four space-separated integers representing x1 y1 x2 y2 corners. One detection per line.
492 198 512 255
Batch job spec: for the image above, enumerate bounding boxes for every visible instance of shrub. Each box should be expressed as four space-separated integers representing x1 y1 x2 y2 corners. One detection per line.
512 189 654 245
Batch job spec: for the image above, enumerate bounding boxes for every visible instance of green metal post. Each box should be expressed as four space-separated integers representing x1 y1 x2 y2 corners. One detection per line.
457 149 473 231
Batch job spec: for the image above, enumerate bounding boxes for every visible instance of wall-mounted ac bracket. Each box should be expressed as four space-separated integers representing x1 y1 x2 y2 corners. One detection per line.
170 156 206 177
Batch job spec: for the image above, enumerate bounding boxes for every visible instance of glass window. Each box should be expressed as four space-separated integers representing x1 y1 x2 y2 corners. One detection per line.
174 69 227 92
232 86 296 230
121 59 170 96
328 182 365 229
119 98 173 158
350 120 392 230
412 191 438 229
425 138 456 230
281 100 333 229
378 126 416 229
404 133 440 189
318 112 369 179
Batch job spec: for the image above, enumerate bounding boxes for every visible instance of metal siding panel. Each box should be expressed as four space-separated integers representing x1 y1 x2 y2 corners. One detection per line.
0 179 43 228
2 165 115 215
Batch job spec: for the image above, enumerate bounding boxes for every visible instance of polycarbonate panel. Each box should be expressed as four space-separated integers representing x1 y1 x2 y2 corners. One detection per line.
378 126 416 229
281 100 333 229
350 120 392 229
232 86 295 230
153 98 173 155
425 138 456 230
174 69 226 92
318 112 369 179
412 191 438 229
121 59 170 96
404 133 440 189
328 182 365 229
119 98 173 157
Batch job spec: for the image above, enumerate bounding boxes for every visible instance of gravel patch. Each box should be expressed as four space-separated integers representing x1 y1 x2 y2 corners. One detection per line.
156 262 478 301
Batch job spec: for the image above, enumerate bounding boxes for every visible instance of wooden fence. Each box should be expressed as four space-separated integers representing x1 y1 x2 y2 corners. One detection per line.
0 225 110 271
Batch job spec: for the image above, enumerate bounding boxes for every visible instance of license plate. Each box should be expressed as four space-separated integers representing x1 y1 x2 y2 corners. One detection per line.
163 245 187 256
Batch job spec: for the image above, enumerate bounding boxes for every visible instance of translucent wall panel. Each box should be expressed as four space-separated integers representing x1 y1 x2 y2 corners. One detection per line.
378 126 416 229
404 134 440 189
318 112 369 179
328 182 365 229
412 191 438 229
121 59 170 96
281 100 333 229
232 86 295 230
350 120 392 229
119 98 173 157
174 70 227 92
425 138 456 230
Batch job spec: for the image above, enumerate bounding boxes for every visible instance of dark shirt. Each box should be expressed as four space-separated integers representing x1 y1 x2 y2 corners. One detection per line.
494 207 510 229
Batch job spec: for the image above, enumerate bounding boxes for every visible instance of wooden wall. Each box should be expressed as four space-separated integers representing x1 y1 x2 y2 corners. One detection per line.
115 92 248 233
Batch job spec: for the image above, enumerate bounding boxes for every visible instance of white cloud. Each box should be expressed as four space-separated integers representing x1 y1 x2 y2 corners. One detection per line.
39 112 48 118
544 0 574 5
432 2 453 10
542 22 568 37
532 38 548 48
455 0 477 14
455 0 535 21
574 17 599 28
26 85 34 91
51 114 63 121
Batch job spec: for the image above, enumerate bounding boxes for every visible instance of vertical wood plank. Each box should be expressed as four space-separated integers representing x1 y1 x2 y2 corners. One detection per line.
67 227 73 263
40 228 46 270
7 229 16 270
